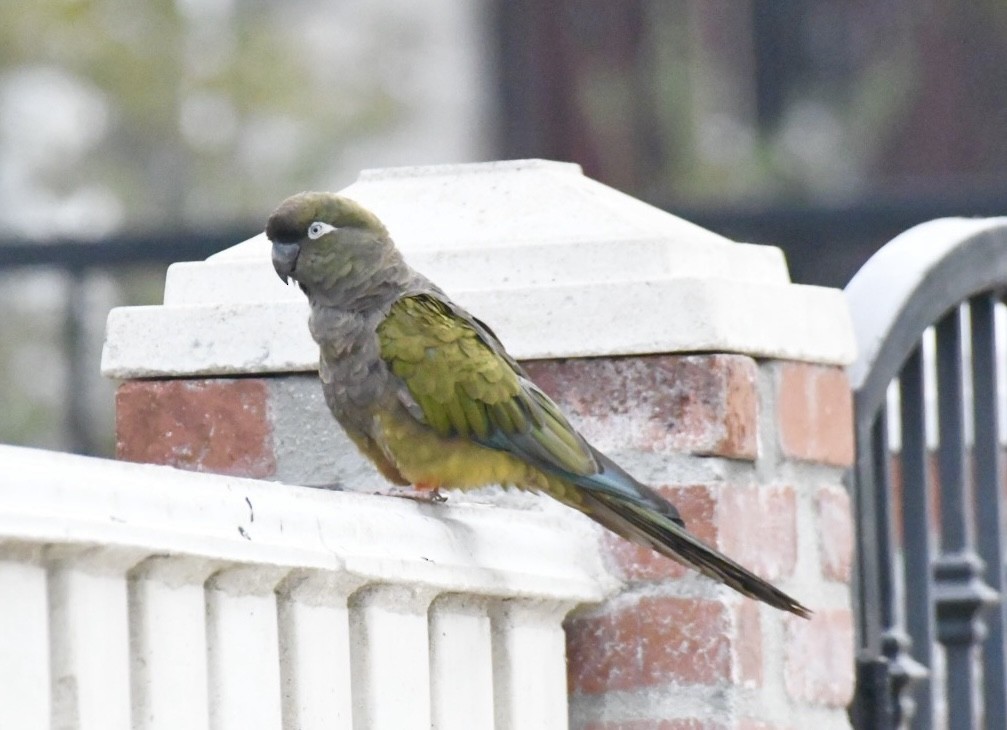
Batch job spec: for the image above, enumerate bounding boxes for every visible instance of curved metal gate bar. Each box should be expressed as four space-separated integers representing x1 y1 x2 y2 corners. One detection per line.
845 218 1007 728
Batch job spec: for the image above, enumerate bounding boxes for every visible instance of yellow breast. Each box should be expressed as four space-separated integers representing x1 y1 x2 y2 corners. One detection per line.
374 411 582 505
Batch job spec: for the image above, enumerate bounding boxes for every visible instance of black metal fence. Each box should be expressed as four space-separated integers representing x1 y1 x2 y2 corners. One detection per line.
846 218 1007 728
0 227 257 454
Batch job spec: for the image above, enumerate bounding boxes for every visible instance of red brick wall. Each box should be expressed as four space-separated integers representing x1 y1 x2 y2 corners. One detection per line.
116 379 276 478
114 355 856 728
536 357 856 728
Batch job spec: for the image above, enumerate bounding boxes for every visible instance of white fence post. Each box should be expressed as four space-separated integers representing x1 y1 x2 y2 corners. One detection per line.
0 551 50 730
276 572 364 730
428 595 495 729
491 600 573 729
128 557 216 730
0 444 612 729
48 553 137 730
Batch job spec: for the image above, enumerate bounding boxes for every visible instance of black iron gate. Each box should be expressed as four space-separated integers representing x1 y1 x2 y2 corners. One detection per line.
846 218 1007 728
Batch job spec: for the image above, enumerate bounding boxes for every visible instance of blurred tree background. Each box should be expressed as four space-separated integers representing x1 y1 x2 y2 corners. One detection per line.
0 0 492 452
2 0 1006 454
507 1 1007 201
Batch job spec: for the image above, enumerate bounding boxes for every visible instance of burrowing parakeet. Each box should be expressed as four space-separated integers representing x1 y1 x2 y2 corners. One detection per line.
267 192 810 618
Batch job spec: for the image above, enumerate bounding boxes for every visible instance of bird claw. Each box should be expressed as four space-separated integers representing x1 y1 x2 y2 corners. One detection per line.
382 486 447 504
423 489 447 504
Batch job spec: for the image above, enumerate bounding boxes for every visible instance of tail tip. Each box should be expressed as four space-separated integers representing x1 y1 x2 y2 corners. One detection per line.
786 600 813 619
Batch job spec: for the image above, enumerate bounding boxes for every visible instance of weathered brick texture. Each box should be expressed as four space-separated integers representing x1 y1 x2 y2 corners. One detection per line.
817 484 854 582
113 354 763 479
567 596 735 692
784 609 855 707
566 596 766 699
736 600 763 687
717 484 797 581
776 363 854 466
524 354 759 460
116 378 275 478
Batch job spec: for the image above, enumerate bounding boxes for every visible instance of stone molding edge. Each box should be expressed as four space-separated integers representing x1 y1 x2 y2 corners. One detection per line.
101 279 854 378
101 159 857 377
0 445 615 604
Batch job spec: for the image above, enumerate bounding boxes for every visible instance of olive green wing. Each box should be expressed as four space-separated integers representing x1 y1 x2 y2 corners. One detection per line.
376 296 810 616
377 293 597 477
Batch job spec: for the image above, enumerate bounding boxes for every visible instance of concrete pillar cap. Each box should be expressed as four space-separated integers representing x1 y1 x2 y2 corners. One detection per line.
102 159 855 378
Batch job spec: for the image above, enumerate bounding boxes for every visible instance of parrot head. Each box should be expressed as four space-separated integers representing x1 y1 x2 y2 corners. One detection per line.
265 192 395 300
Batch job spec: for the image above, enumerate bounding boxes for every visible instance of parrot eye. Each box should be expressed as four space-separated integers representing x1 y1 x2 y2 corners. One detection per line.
307 221 335 240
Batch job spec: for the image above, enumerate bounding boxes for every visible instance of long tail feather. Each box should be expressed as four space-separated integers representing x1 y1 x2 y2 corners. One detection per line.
580 489 810 617
569 453 811 617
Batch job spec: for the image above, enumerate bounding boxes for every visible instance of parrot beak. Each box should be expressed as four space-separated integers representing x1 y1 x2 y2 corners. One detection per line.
271 242 300 284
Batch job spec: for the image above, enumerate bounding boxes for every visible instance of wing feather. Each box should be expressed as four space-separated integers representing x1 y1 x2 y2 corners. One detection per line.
377 293 597 476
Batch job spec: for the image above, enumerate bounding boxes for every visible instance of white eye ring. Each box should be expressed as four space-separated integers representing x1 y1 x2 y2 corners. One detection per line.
307 221 335 240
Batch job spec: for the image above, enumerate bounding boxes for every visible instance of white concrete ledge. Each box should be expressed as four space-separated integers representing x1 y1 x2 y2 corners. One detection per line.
0 444 613 729
102 159 855 378
0 445 612 602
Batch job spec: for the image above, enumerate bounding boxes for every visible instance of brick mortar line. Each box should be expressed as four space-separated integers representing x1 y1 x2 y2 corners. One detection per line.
753 361 781 483
568 683 738 727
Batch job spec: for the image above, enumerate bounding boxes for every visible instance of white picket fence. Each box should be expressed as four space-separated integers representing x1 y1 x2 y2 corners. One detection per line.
0 444 612 730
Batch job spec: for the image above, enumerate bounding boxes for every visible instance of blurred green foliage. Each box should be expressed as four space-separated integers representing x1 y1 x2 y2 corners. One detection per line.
0 0 430 454
0 0 408 229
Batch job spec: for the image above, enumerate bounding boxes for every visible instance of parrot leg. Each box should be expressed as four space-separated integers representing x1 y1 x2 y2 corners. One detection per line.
406 489 446 504
408 483 447 503
377 484 447 504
